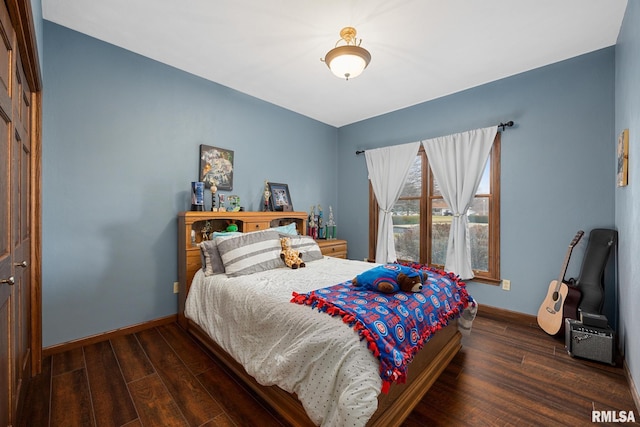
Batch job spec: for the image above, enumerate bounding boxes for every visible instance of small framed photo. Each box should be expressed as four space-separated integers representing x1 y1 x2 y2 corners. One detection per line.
200 145 234 190
617 129 629 187
268 182 293 211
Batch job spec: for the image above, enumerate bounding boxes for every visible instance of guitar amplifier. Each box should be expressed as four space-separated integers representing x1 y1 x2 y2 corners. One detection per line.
565 318 615 365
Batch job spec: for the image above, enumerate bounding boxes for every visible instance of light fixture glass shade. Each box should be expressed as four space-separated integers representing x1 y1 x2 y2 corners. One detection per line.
322 27 371 80
324 45 371 80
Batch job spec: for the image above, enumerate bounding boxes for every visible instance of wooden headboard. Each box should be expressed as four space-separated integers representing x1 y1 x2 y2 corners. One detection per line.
177 211 308 327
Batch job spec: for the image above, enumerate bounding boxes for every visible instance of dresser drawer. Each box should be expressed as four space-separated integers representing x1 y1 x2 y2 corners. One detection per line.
242 221 271 232
316 239 347 259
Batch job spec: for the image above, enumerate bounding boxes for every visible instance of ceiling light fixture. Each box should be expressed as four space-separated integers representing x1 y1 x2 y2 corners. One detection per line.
322 27 371 80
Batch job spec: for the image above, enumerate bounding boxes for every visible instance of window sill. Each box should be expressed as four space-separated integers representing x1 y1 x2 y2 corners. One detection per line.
469 276 500 286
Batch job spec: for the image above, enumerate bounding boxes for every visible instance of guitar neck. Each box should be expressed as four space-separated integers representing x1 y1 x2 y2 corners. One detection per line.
553 231 584 293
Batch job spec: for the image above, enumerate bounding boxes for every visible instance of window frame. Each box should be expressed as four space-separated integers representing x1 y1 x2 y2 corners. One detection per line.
368 133 501 284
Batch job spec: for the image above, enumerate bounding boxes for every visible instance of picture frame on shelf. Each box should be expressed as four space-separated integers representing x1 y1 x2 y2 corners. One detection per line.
617 129 629 187
200 145 234 190
268 182 293 211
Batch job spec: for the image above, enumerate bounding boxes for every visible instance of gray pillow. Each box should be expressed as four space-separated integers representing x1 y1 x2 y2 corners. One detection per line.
199 240 224 276
199 231 242 276
216 229 283 277
280 234 324 262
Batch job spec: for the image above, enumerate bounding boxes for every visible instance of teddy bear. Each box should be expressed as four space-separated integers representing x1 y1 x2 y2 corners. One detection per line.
352 264 424 293
280 237 306 269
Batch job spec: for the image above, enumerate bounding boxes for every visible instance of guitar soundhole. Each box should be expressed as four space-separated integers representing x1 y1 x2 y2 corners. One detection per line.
552 291 559 301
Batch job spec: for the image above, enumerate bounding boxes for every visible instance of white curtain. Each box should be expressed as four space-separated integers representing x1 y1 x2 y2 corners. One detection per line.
365 141 420 263
421 126 497 279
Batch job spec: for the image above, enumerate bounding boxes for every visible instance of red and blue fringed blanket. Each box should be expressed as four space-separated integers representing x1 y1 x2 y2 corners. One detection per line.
291 263 472 393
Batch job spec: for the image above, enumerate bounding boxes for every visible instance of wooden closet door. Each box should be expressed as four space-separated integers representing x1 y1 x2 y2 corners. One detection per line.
0 0 40 424
0 0 14 424
11 48 31 424
0 0 30 424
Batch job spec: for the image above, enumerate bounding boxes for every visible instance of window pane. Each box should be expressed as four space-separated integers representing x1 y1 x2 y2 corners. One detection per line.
469 197 489 272
399 156 421 198
432 174 441 197
393 199 420 261
431 197 490 271
431 214 450 266
477 159 491 194
431 198 451 216
468 197 489 219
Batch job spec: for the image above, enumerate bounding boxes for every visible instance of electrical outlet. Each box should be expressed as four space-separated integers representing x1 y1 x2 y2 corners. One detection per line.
501 279 511 291
173 282 179 293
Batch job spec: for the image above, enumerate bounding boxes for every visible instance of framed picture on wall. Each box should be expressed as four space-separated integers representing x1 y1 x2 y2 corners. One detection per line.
200 145 234 190
268 182 293 211
617 129 629 187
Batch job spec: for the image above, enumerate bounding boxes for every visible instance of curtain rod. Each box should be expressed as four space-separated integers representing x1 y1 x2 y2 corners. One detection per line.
355 120 514 155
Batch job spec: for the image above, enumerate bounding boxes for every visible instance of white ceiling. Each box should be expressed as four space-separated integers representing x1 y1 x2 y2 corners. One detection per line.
42 0 627 127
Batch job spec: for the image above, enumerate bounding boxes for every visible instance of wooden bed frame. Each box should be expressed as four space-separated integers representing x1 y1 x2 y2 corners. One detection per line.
177 211 462 426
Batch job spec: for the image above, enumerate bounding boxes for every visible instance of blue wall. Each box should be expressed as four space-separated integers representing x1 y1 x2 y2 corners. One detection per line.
42 22 338 346
29 0 43 74
338 48 616 317
615 0 640 405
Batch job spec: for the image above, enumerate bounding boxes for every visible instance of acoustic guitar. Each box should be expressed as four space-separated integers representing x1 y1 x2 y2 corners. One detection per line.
537 231 584 336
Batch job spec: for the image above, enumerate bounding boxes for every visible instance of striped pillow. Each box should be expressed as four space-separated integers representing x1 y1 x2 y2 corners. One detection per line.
216 229 283 277
281 234 324 262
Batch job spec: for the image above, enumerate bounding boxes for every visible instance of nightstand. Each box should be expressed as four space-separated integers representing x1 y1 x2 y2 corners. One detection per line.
316 239 348 259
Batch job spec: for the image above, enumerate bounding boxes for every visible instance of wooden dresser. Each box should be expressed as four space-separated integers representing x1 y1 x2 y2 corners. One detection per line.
316 239 348 259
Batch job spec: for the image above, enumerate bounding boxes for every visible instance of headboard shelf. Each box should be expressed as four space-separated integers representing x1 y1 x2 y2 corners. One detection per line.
177 211 308 327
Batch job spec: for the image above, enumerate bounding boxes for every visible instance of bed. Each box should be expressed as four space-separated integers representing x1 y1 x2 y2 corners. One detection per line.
177 211 467 426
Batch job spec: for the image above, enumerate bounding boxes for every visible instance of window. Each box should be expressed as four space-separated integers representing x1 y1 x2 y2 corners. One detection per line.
369 133 501 284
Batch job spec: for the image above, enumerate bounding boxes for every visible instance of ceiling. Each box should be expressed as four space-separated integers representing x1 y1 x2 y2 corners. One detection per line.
42 0 628 127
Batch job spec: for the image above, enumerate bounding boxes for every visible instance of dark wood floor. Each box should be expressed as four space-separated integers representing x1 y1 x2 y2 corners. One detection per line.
20 308 639 426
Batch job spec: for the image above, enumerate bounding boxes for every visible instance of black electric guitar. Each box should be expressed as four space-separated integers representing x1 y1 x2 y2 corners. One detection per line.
537 231 584 336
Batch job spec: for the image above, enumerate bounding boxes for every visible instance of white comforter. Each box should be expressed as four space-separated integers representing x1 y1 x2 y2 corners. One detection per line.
184 257 382 427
